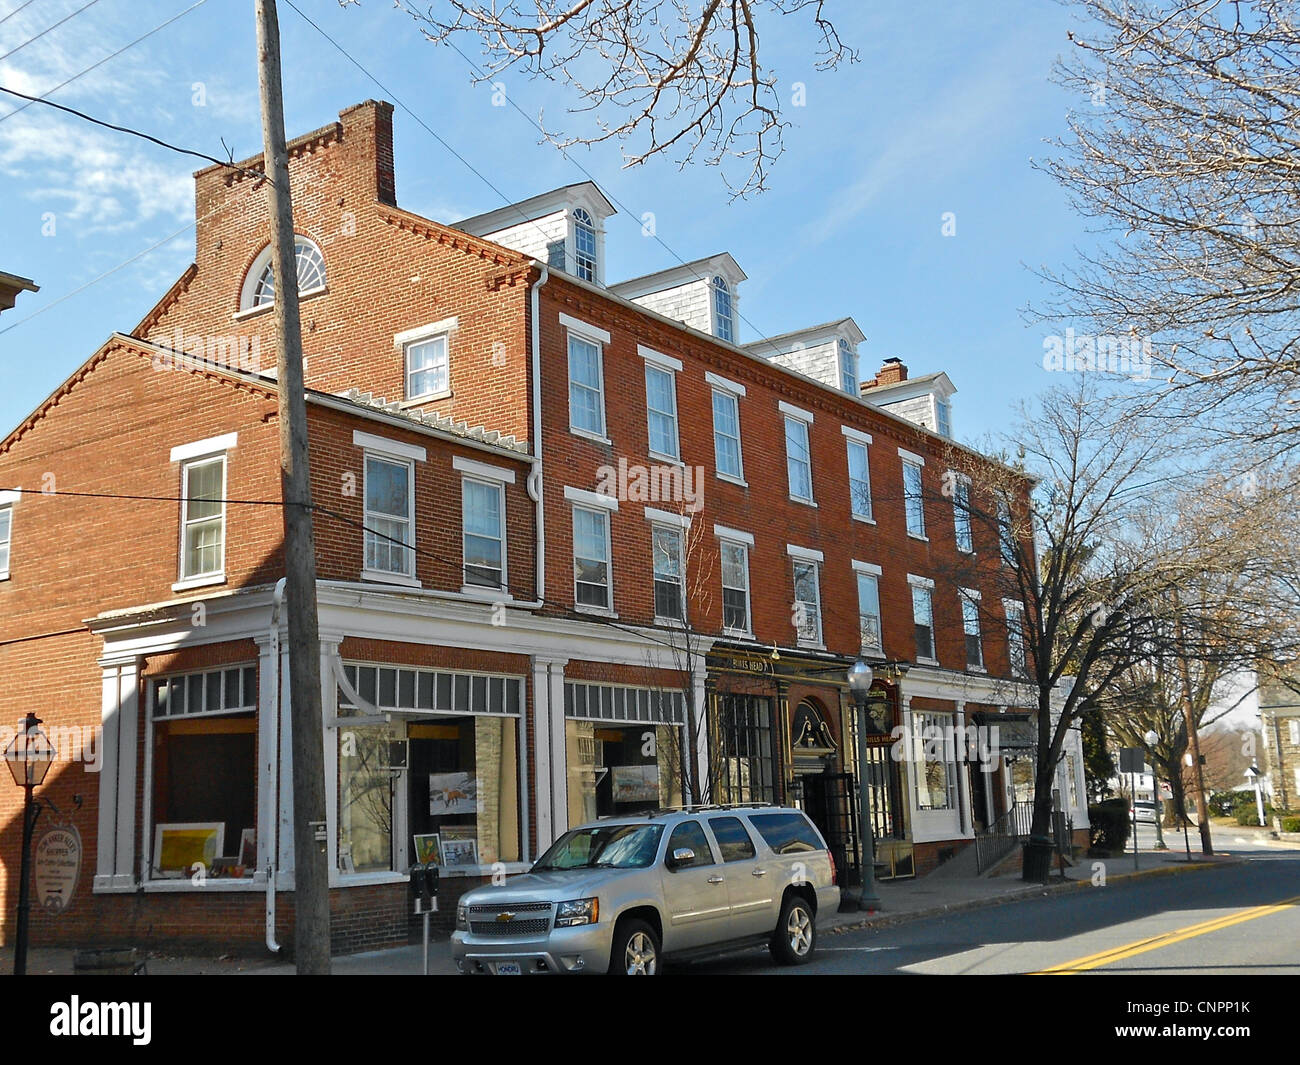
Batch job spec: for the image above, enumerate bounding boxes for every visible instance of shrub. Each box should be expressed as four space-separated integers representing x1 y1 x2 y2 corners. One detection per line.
1089 798 1131 854
1281 816 1300 834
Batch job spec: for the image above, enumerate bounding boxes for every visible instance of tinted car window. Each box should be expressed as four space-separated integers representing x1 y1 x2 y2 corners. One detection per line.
667 821 714 868
747 812 824 855
708 816 756 862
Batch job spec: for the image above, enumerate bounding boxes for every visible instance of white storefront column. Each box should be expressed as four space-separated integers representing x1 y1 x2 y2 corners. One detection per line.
529 655 568 850
276 639 295 884
253 635 279 880
321 639 341 886
94 655 140 891
692 660 709 805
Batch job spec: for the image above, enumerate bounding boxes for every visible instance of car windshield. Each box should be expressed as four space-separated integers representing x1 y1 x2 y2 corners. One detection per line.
533 823 664 871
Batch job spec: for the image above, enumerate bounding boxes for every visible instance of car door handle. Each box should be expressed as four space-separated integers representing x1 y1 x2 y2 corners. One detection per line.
707 875 725 885
752 868 768 877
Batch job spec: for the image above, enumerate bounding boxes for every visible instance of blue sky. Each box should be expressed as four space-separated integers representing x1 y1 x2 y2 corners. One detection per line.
0 0 1091 447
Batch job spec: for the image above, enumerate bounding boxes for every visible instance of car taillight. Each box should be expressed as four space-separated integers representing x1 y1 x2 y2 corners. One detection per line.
828 849 837 886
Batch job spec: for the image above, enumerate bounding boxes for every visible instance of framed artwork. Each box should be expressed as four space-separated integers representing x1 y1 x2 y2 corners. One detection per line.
413 833 442 865
611 764 660 803
439 826 479 868
153 822 224 878
428 772 481 815
238 828 257 867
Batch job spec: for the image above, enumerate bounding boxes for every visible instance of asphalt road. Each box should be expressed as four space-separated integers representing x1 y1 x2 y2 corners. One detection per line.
680 843 1300 976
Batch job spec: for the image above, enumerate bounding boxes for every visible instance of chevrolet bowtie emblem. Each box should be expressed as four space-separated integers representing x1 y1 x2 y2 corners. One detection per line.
496 911 516 922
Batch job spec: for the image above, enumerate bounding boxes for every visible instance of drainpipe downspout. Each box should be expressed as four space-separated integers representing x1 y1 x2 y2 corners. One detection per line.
524 263 548 864
265 577 286 954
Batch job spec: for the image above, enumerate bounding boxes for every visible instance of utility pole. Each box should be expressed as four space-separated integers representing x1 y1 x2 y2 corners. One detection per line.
255 0 331 973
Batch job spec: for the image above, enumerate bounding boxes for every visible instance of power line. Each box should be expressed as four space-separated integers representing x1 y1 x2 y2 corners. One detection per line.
0 85 267 178
0 0 41 29
0 0 101 63
0 0 210 124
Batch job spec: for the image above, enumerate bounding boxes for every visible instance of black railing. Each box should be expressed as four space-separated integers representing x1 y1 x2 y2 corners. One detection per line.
974 800 1034 875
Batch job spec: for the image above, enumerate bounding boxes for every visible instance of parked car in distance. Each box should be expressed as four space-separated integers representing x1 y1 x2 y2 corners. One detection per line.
1130 800 1158 824
451 804 840 975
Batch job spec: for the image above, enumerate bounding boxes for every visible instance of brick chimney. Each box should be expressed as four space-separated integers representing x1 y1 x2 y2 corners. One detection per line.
861 357 908 392
339 99 396 207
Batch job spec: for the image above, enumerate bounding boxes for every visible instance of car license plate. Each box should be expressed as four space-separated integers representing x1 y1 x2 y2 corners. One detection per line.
495 961 522 975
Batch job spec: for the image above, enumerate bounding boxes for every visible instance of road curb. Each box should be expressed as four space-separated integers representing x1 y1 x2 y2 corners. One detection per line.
825 856 1239 936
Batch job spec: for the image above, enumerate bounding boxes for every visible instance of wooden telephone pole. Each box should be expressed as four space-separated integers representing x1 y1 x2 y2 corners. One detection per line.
255 0 332 973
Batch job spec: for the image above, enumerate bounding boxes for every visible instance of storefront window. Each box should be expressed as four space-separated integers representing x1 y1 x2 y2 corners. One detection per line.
338 723 399 874
913 711 957 811
715 694 776 805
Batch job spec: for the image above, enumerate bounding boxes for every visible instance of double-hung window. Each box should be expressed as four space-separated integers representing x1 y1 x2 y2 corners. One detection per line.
708 373 745 482
782 403 814 504
564 315 610 440
715 526 754 635
398 317 457 401
843 427 873 521
998 497 1016 567
355 431 425 583
0 490 16 580
789 546 824 646
854 561 883 655
651 524 685 621
567 486 617 612
839 337 857 394
910 575 936 662
712 276 734 342
1004 599 1027 677
960 589 983 670
901 449 926 538
573 207 598 282
953 475 973 553
171 433 237 587
641 347 682 461
455 456 514 593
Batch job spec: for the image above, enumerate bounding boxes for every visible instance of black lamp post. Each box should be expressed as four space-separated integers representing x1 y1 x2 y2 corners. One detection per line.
4 713 54 976
847 658 883 912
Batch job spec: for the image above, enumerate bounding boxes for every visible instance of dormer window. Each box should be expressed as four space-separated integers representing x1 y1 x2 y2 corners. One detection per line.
839 337 857 394
935 397 952 437
573 208 598 282
241 236 326 311
712 276 734 342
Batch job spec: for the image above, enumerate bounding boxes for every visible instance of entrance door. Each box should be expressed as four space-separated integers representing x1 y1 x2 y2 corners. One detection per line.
802 772 860 889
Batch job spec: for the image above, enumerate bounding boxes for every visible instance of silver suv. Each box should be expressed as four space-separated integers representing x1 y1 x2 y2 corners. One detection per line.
451 805 840 975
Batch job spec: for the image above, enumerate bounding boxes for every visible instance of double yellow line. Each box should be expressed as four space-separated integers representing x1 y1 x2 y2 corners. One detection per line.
1035 895 1300 974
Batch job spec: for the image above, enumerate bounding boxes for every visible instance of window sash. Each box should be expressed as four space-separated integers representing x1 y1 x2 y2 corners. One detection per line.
839 339 857 393
364 455 413 575
713 279 734 342
462 479 505 588
574 211 597 281
720 541 751 634
903 462 925 536
652 525 684 620
181 456 226 580
998 500 1016 566
712 389 743 478
915 711 956 810
961 595 983 668
645 364 680 459
1007 608 1027 676
785 417 813 501
953 480 973 552
912 586 934 660
568 334 605 436
792 561 822 644
847 440 872 519
406 335 449 398
0 505 9 575
573 506 610 608
857 573 882 653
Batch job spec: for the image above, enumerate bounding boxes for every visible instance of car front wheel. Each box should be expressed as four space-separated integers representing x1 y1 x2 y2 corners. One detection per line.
771 895 816 966
608 919 660 975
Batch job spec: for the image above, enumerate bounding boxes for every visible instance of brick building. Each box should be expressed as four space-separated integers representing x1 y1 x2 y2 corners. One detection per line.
0 101 1087 956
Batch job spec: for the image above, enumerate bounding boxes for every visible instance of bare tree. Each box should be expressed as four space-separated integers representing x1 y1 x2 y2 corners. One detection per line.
1033 0 1300 453
378 0 855 197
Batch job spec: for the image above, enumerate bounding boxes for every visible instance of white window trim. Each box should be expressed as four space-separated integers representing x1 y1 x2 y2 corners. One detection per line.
845 436 874 524
643 360 681 462
713 524 754 546
911 584 938 665
452 455 516 484
960 587 985 672
564 485 619 512
907 573 935 589
898 447 926 466
176 452 228 588
644 506 691 530
902 456 927 540
559 312 610 344
461 475 508 595
719 538 753 636
360 451 419 584
786 544 825 563
705 371 746 397
398 317 457 402
638 345 683 372
784 414 816 506
711 386 747 486
0 489 17 581
353 430 427 464
650 522 687 625
170 433 238 464
841 425 873 445
791 558 824 648
394 316 459 348
952 473 975 554
779 400 814 424
852 559 882 576
236 238 327 316
572 503 615 615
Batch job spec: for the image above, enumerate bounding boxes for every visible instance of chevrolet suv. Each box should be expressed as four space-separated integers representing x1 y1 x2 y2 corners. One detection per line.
451 805 839 975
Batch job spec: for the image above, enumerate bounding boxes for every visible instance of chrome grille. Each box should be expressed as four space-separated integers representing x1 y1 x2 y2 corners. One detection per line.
467 901 551 915
470 918 549 936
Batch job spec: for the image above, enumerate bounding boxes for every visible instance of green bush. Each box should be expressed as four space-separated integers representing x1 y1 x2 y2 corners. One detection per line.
1281 816 1300 833
1235 803 1274 826
1089 798 1131 854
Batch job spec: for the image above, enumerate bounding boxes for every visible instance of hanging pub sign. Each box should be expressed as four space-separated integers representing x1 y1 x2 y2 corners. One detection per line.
33 823 82 914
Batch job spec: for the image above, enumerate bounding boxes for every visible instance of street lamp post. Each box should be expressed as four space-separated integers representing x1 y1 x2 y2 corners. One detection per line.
847 658 882 913
1143 729 1167 851
3 713 55 977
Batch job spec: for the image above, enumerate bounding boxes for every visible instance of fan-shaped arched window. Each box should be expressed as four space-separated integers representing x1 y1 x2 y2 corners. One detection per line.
240 237 326 311
712 276 734 342
573 208 598 282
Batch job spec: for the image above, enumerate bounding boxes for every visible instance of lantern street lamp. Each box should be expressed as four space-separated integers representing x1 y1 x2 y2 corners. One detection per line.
846 658 882 912
1143 729 1167 851
4 713 55 976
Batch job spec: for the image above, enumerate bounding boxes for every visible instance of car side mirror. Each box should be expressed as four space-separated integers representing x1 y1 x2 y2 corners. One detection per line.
666 847 695 870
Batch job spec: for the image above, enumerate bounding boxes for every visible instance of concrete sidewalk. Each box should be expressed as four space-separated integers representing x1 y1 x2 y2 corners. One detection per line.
4 837 1274 976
